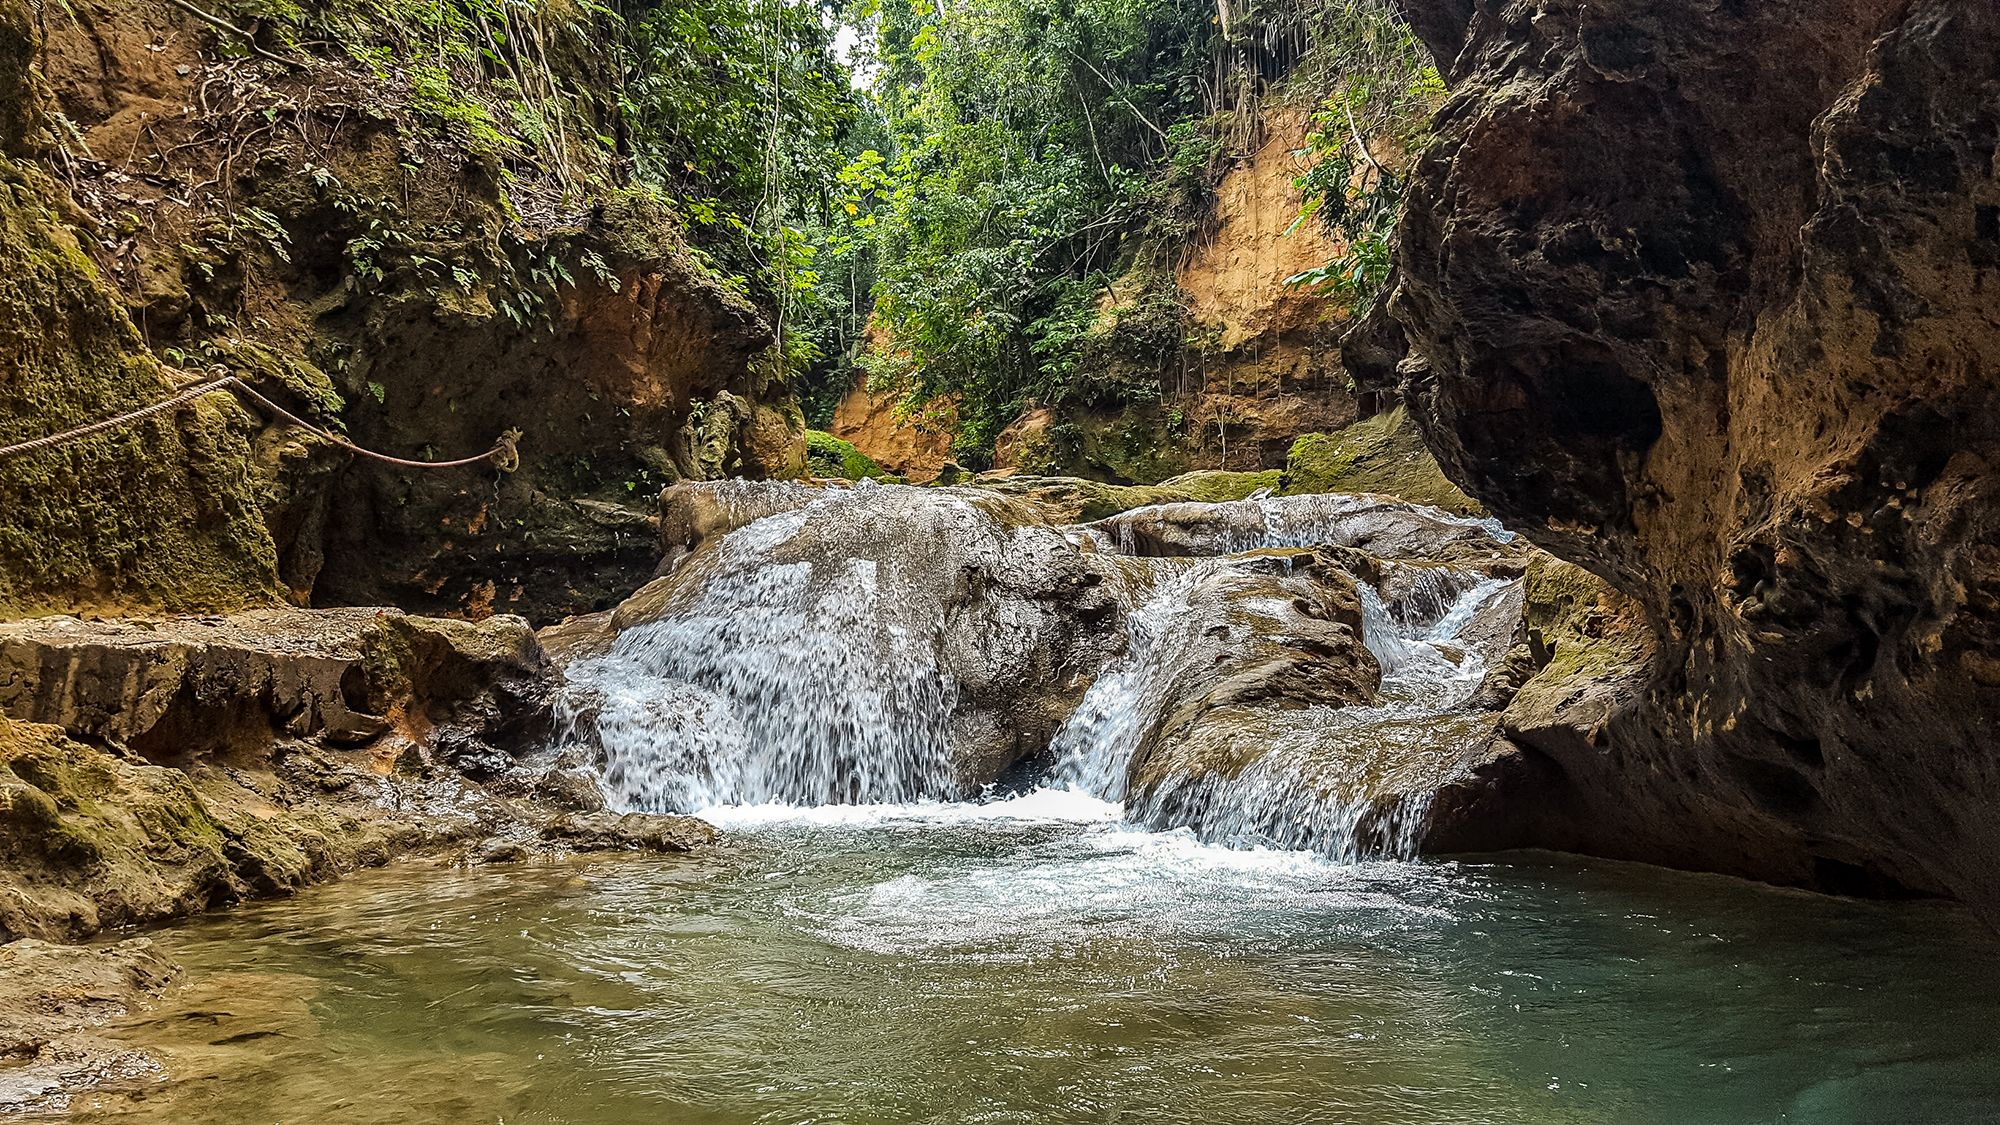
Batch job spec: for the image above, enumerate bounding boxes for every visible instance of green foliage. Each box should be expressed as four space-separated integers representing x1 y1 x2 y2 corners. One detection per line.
836 0 1222 464
616 0 860 338
1281 0 1444 311
804 429 888 480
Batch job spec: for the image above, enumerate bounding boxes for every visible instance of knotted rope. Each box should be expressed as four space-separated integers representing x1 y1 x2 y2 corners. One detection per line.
0 372 520 472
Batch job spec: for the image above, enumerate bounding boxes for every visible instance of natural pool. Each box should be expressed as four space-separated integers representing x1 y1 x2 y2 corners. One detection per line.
59 794 2000 1124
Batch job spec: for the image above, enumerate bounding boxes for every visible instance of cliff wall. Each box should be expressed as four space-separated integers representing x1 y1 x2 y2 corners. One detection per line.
1356 0 2000 906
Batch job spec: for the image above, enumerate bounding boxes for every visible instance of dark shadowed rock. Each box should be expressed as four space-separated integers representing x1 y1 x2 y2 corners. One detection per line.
1354 0 2000 905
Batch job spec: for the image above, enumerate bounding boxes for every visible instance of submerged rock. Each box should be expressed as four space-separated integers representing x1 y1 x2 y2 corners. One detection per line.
0 937 177 1114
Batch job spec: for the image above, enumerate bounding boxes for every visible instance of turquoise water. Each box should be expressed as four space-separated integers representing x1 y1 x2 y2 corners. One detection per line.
68 796 2000 1124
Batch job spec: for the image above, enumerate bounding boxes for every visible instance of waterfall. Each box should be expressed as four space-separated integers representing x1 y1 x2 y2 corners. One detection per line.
559 480 1524 866
560 499 962 811
1043 564 1204 802
1051 568 1518 862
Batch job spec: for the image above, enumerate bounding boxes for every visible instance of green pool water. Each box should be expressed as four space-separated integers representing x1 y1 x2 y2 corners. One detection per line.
62 796 2000 1124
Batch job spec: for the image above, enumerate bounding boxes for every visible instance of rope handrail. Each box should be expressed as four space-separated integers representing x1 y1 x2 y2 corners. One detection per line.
0 372 520 471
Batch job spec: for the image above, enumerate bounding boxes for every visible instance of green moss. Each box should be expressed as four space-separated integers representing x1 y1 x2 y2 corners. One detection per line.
1158 469 1281 502
0 154 280 616
204 336 345 419
1006 404 1204 483
1518 554 1651 684
805 429 887 480
1280 407 1482 515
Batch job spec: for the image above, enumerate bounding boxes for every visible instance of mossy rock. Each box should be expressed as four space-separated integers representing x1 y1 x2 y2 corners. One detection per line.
972 476 1194 523
1281 407 1482 515
1518 553 1652 685
805 429 887 480
0 152 279 615
1158 469 1282 503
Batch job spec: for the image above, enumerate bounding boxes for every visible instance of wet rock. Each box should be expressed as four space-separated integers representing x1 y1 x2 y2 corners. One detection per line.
1467 643 1539 712
564 480 1129 804
541 811 717 853
1088 493 1524 570
472 839 533 864
655 477 835 575
1359 0 2000 904
0 937 177 1114
1123 551 1383 800
970 476 1197 523
1118 549 1527 855
1280 407 1480 515
0 608 573 939
531 765 608 813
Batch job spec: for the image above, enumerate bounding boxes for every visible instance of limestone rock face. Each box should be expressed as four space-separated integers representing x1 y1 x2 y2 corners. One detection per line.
0 608 594 941
0 609 548 763
1356 0 2000 904
0 0 808 625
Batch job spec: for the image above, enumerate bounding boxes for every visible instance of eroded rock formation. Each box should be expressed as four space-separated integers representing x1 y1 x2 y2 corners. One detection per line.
0 608 706 940
1355 0 2000 905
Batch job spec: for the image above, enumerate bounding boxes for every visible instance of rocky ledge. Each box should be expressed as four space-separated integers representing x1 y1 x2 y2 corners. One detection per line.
0 608 708 943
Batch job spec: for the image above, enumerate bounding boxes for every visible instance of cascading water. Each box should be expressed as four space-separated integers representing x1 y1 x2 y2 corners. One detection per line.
560 481 1525 865
560 493 963 811
1048 556 1520 860
1163 574 1517 859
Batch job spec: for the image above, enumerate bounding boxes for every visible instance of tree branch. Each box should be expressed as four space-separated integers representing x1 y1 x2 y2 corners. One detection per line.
164 0 307 69
1343 100 1390 180
1064 46 1169 143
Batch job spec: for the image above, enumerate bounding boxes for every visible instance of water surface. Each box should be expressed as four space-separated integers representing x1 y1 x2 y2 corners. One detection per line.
66 796 2000 1124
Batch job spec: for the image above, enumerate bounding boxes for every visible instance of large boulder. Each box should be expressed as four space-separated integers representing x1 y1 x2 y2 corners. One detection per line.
1356 0 2000 903
1116 549 1527 856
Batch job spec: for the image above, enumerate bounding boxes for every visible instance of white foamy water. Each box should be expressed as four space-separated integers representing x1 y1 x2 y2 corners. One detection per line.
1066 567 1519 860
694 786 1122 830
562 494 964 810
563 481 1522 866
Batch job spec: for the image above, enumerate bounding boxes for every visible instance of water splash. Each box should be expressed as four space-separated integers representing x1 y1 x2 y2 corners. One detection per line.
1052 565 1519 862
1044 563 1204 801
560 497 962 811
